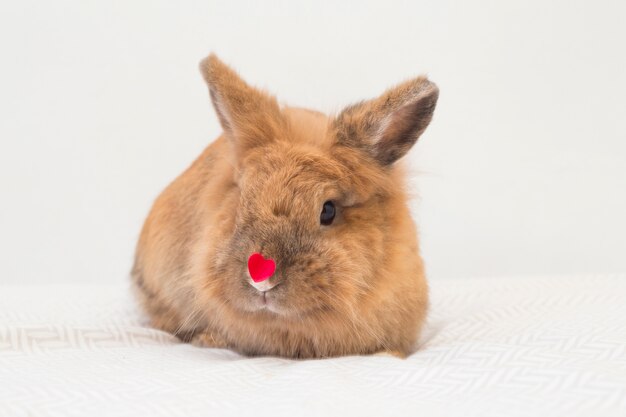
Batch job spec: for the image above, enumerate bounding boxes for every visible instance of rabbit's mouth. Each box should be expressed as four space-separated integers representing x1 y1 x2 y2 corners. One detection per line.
244 270 286 313
253 286 286 315
238 276 286 315
245 286 331 319
233 269 334 318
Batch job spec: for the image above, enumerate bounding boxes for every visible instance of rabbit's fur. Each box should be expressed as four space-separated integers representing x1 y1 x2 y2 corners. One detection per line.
132 54 439 358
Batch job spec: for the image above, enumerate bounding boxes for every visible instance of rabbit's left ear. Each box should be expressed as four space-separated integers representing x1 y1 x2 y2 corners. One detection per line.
334 77 439 165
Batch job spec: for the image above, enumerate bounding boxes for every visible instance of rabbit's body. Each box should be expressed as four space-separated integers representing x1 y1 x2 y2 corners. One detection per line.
132 55 438 358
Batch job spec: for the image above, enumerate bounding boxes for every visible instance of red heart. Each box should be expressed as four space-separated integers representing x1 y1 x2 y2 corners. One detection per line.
247 253 276 283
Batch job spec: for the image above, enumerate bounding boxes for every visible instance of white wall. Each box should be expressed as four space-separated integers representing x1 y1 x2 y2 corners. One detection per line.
1 0 624 284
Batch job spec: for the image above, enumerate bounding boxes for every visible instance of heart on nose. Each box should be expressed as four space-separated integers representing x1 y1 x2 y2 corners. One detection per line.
247 253 276 283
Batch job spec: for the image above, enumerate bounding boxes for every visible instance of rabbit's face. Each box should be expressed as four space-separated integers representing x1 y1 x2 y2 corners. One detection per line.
214 140 388 319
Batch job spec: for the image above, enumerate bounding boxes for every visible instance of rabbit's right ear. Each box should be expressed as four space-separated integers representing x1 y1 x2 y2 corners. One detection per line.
199 54 286 154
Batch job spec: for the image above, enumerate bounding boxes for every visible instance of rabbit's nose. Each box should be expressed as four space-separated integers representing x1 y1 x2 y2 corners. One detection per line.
247 252 276 282
247 252 278 292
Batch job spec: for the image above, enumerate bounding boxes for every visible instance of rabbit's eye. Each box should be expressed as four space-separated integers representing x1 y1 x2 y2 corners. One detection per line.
320 201 336 226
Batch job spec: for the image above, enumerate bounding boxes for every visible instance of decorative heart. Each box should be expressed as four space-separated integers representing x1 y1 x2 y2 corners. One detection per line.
247 252 276 283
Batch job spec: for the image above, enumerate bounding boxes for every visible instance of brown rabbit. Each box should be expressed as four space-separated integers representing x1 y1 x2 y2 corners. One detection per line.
132 54 439 358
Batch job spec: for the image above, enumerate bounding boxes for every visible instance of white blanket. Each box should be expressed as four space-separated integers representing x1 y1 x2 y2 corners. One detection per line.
1 275 625 417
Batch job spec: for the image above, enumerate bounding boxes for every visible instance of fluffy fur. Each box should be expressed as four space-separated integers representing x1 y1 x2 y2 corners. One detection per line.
132 54 439 358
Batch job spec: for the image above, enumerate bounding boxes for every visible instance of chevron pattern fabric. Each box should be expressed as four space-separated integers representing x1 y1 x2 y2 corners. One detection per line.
1 275 625 417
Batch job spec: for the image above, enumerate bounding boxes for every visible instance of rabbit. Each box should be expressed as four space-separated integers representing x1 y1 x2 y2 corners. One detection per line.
132 54 439 359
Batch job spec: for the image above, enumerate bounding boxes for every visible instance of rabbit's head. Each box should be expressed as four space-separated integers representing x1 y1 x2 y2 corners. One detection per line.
197 55 438 323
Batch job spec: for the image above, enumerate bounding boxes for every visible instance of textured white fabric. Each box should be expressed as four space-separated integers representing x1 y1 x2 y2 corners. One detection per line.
1 275 625 417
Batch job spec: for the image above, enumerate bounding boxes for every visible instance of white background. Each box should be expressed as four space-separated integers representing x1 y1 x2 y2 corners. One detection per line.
1 0 624 285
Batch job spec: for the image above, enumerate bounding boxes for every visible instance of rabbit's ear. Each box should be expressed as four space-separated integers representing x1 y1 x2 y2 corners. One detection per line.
200 54 286 152
334 77 439 165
